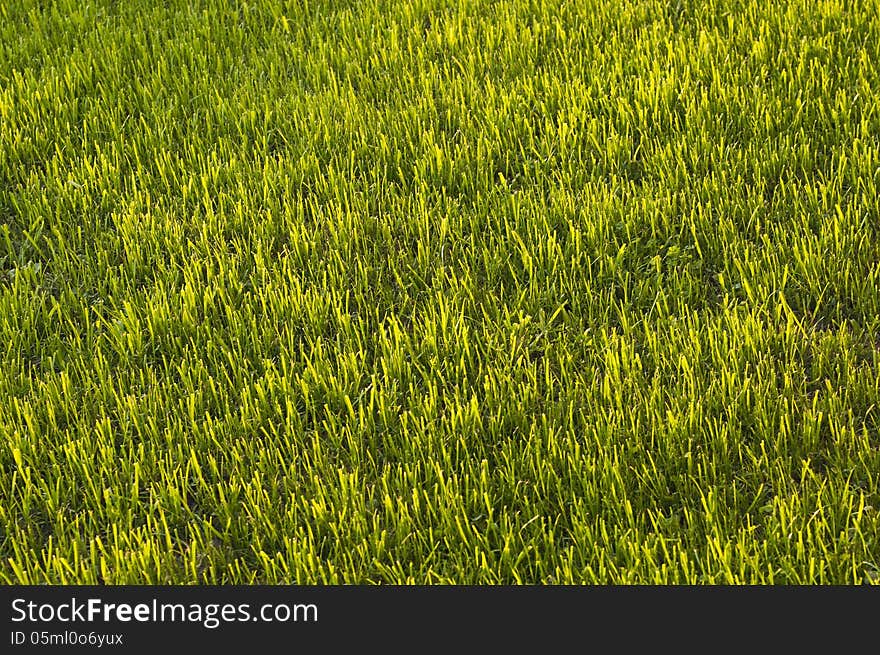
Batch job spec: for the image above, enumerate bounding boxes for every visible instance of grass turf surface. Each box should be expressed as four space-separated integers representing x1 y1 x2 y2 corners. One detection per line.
1 0 879 584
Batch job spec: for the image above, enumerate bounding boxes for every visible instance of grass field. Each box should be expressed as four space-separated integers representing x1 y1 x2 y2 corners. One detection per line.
1 0 879 584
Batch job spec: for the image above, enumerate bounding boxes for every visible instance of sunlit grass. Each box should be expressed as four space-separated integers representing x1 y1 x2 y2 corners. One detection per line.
1 0 879 584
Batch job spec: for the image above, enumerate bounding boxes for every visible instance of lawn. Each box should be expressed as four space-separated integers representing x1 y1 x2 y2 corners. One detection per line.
1 0 879 583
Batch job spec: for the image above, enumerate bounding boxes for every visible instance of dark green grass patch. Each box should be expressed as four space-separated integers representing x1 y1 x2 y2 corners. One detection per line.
1 0 879 583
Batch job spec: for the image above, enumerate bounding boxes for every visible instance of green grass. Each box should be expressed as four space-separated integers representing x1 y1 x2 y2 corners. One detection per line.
1 0 879 584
